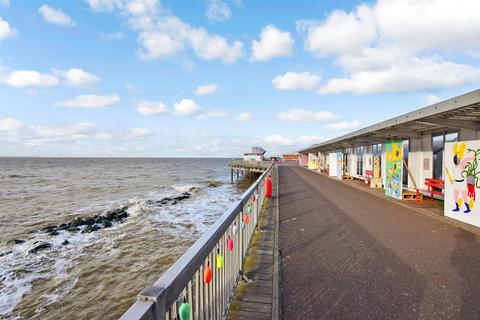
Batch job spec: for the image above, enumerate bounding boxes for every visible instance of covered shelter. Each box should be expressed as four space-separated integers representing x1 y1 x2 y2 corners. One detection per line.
298 89 480 226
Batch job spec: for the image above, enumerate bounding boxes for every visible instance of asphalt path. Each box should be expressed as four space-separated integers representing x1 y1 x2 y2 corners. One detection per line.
279 166 480 320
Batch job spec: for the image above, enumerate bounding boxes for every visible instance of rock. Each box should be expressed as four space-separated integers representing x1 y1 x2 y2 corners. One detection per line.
29 242 52 254
91 225 101 232
117 211 128 219
205 180 223 188
49 230 59 236
73 217 86 226
84 217 95 226
67 226 80 232
6 239 25 245
101 220 112 228
174 194 190 202
0 250 13 257
57 223 69 231
61 240 69 245
42 225 57 233
81 226 93 233
189 187 199 193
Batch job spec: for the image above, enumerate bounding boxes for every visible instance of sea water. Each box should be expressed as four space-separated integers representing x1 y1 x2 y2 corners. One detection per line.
0 158 244 319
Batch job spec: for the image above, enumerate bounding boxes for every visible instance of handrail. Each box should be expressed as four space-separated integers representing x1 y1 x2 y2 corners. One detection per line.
120 162 275 320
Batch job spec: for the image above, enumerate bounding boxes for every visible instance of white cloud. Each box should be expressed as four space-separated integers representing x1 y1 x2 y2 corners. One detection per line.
297 6 376 57
276 108 338 122
126 83 140 92
236 112 252 122
206 0 231 23
211 137 221 151
87 0 244 64
0 118 25 131
423 94 441 106
298 0 480 94
0 117 153 156
0 16 17 40
136 100 167 115
251 25 294 61
195 83 218 95
324 119 361 130
173 99 201 116
38 5 76 26
58 93 120 109
59 68 100 88
128 127 153 138
1 67 100 89
272 71 320 91
100 31 125 41
318 50 480 94
2 70 59 88
1 0 10 7
374 0 480 52
263 134 324 146
196 110 228 120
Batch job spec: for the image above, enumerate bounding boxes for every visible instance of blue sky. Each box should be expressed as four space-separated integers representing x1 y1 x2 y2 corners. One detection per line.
1 0 479 157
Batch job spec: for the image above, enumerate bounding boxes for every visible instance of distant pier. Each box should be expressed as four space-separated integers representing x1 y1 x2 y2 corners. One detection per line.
229 159 272 182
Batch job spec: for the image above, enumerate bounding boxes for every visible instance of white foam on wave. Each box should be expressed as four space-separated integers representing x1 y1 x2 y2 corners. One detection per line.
0 180 239 319
172 184 197 193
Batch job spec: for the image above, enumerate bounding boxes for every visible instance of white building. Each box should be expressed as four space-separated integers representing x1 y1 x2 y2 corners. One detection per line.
243 147 266 162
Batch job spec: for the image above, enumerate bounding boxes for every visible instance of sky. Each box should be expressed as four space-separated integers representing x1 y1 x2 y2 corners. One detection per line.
1 0 479 157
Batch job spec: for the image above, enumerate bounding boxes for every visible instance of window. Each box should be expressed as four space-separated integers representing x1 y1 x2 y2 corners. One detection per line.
356 146 365 176
372 143 382 156
432 132 458 180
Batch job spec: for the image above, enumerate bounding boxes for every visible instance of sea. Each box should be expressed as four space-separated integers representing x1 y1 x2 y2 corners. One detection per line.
0 158 247 320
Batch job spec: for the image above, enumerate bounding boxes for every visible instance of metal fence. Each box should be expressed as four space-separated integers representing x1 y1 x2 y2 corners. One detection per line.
120 162 275 320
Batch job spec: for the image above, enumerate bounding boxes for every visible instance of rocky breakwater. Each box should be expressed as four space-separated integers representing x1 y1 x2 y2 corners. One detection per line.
3 192 194 256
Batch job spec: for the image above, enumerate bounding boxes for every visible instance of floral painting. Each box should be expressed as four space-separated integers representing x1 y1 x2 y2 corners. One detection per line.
385 141 403 199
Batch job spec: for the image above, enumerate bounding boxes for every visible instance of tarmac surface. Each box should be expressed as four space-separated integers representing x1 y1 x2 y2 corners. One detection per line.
278 165 480 320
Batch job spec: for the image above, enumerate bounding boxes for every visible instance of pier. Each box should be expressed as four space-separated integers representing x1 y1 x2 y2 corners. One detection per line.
120 89 480 320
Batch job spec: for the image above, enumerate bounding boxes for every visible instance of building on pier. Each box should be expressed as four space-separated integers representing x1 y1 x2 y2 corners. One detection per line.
299 89 480 227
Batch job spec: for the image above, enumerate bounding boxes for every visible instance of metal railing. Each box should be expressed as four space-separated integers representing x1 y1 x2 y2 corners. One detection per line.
120 162 275 320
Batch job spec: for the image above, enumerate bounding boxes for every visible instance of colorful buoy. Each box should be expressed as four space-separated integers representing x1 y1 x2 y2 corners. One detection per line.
241 220 246 230
232 222 237 235
203 263 212 284
216 249 224 269
247 205 252 215
245 213 250 224
179 297 190 320
227 235 234 251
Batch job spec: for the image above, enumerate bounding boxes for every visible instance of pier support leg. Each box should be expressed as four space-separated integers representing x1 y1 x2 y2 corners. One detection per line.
231 169 233 184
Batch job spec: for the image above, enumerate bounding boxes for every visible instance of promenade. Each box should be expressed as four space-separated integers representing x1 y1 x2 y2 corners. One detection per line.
279 165 480 319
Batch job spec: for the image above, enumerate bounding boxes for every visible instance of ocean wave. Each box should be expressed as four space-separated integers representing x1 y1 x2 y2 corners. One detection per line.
0 188 206 318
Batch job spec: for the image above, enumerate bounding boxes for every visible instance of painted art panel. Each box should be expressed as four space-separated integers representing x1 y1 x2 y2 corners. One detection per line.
385 141 403 199
328 153 337 176
336 152 342 180
445 140 480 227
308 153 318 170
299 153 308 167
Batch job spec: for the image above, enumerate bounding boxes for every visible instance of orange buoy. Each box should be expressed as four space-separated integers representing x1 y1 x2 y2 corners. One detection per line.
245 213 250 224
203 263 212 284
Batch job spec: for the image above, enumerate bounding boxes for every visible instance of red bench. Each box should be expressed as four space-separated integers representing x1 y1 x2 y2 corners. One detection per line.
424 178 445 201
364 170 373 186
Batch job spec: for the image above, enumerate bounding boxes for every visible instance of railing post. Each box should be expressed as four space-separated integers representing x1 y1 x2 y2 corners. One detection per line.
137 286 166 320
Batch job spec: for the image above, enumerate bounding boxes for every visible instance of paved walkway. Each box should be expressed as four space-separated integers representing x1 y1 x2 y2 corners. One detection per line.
279 166 480 320
228 167 278 320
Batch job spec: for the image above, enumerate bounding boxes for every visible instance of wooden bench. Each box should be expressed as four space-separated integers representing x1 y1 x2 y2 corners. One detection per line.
424 178 445 201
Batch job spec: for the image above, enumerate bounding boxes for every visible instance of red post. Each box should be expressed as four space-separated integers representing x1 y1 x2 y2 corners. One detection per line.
266 176 272 198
